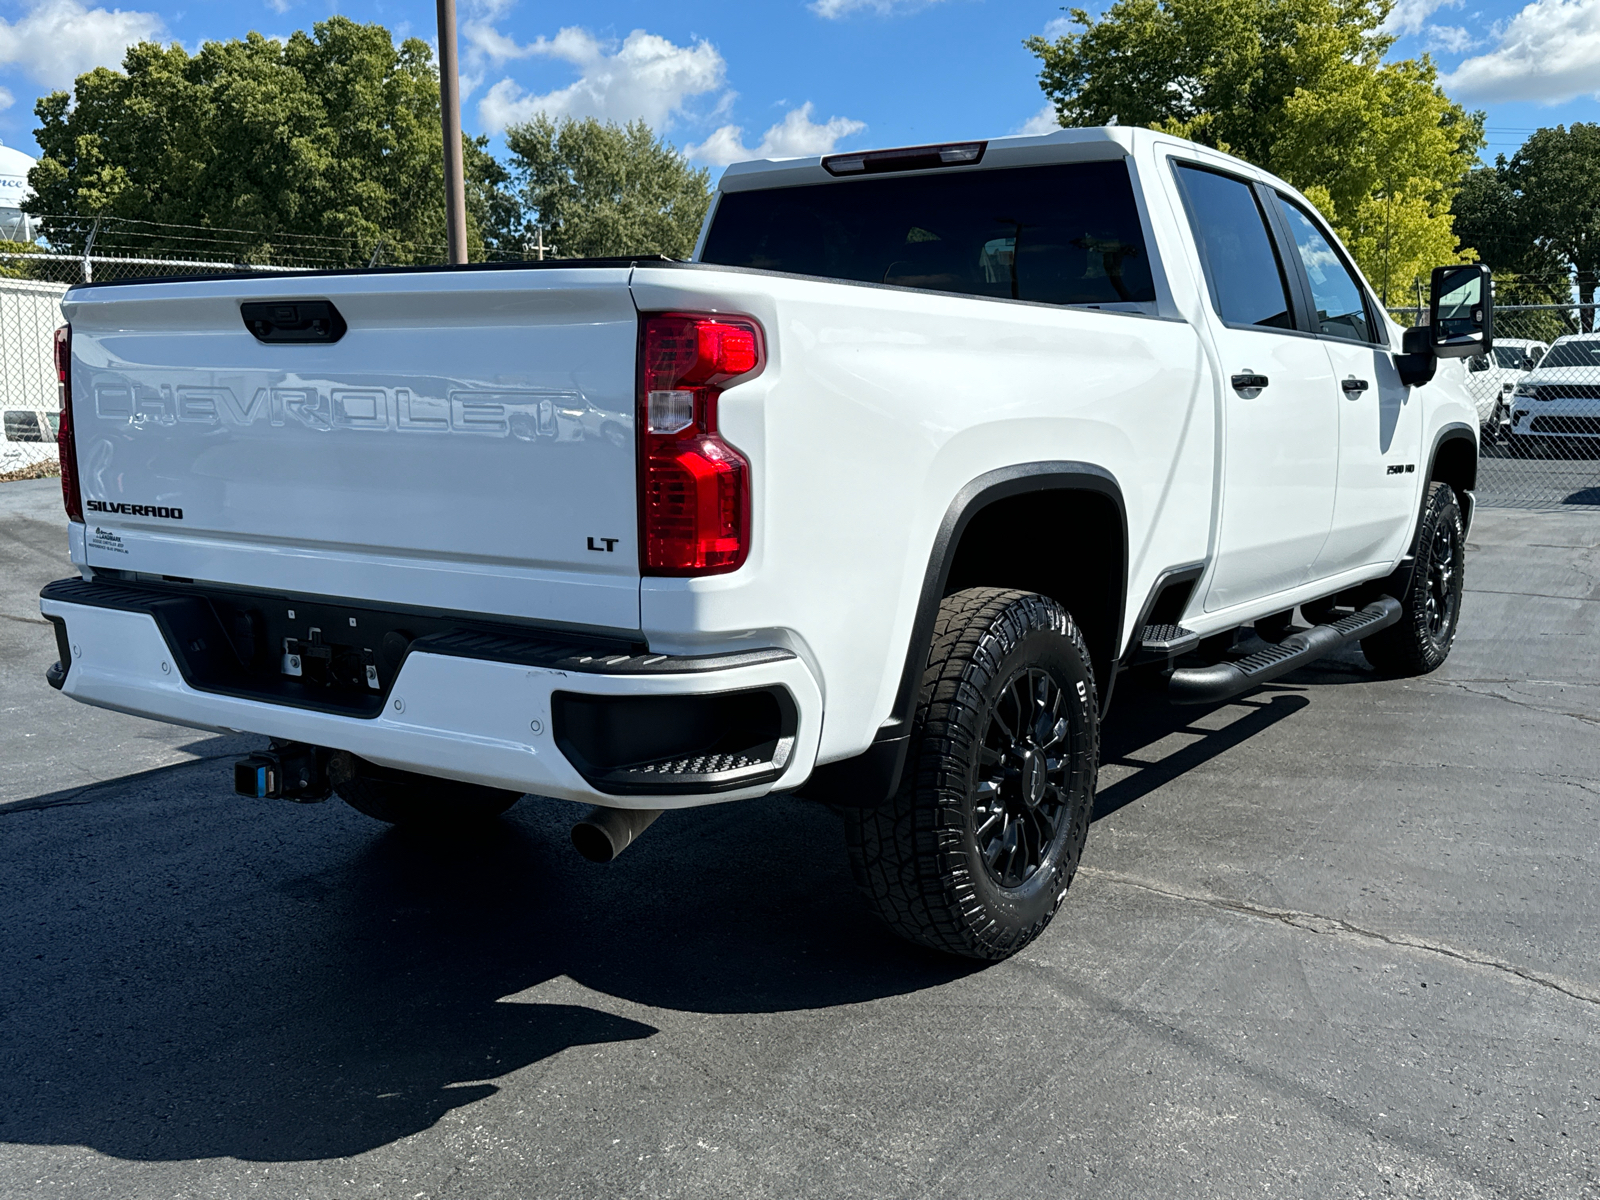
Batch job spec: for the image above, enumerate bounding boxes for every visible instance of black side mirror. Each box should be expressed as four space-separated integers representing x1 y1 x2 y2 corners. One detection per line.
1428 263 1493 359
1396 325 1438 387
1468 353 1489 372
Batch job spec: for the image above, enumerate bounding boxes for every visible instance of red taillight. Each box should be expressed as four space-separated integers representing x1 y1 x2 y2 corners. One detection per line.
638 313 763 575
54 326 82 524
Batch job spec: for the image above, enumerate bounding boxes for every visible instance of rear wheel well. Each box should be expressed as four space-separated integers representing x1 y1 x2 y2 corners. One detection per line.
942 488 1124 695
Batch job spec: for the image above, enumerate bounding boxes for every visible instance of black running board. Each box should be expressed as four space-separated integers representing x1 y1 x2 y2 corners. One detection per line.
1168 598 1402 706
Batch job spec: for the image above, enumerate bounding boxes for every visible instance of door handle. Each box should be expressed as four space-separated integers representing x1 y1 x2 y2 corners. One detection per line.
1231 373 1269 392
1341 377 1370 394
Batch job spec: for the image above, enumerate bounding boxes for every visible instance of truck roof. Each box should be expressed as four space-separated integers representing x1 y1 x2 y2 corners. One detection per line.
714 125 1252 194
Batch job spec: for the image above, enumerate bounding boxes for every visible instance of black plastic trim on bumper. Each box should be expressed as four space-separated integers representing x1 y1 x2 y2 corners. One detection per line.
38 577 795 719
412 628 794 675
1167 598 1401 706
552 686 800 796
44 613 71 690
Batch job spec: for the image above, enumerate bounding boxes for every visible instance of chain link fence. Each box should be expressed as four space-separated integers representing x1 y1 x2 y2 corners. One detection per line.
0 275 67 478
1389 302 1600 510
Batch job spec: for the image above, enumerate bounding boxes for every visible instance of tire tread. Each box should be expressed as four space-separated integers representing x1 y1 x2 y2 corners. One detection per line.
843 588 1098 959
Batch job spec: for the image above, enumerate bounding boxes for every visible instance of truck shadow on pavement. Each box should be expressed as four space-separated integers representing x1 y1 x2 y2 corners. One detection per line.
0 773 974 1162
0 671 1326 1164
1094 687 1313 822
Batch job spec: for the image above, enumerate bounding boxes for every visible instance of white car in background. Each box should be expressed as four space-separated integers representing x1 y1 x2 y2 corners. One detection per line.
1469 338 1547 434
1508 333 1600 454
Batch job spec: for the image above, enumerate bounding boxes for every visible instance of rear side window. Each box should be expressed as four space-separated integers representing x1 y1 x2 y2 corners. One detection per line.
1171 165 1294 330
700 161 1157 307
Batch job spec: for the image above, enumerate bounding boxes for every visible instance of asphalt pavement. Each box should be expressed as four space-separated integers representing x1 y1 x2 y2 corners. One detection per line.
1 478 1597 1199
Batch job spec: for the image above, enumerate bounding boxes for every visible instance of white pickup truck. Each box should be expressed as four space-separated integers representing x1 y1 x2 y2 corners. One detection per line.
43 127 1490 960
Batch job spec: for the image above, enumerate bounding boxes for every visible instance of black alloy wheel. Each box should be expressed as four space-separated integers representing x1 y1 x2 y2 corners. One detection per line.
843 588 1099 960
1361 481 1464 676
1423 510 1459 642
974 668 1073 889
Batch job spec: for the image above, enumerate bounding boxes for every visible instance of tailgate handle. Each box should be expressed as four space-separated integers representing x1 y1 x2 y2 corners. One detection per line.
241 300 347 344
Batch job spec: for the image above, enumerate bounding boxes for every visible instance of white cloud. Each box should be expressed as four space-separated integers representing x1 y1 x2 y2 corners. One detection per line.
1014 103 1061 136
0 0 164 90
265 0 292 14
686 103 866 165
1382 0 1463 35
810 0 947 16
1426 23 1477 51
1042 16 1076 38
1443 0 1600 102
0 87 12 111
474 26 726 133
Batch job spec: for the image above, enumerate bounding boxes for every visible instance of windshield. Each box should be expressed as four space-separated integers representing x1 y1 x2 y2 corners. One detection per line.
1539 339 1600 370
701 161 1157 307
1494 346 1538 369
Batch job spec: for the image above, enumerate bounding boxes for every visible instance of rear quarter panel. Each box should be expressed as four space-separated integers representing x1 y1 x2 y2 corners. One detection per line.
631 265 1215 764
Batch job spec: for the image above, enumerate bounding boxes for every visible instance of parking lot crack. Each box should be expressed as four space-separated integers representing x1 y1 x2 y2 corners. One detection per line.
1430 680 1600 728
1464 587 1600 603
1081 866 1600 1008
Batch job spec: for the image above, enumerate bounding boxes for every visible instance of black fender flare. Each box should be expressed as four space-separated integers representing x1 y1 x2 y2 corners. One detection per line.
802 461 1127 806
1427 420 1478 530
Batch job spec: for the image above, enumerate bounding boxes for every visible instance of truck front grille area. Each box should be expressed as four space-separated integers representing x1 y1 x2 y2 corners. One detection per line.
552 688 798 796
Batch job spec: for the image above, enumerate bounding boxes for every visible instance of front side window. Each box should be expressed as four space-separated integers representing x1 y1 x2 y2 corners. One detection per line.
1278 197 1373 343
700 160 1157 307
1171 165 1294 330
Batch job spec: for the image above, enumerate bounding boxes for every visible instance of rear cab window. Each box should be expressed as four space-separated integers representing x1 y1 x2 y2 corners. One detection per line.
700 160 1158 310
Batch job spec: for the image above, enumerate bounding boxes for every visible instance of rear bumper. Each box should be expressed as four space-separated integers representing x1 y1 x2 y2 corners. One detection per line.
40 589 822 810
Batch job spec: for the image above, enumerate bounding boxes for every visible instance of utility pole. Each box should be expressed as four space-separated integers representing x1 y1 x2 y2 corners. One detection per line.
436 0 468 265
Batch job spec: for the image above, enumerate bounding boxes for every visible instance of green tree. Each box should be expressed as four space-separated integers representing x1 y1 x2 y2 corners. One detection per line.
25 17 517 264
1506 125 1599 332
502 116 711 259
1453 127 1600 334
1026 0 1483 304
1451 160 1572 339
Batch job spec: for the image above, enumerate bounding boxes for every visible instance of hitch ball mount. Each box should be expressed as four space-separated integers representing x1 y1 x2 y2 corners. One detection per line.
234 742 354 803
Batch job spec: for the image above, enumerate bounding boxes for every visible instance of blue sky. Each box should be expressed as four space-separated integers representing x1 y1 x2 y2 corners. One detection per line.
1 0 1598 170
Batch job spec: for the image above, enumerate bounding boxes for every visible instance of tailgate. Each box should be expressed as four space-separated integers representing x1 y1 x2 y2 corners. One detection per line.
62 268 642 632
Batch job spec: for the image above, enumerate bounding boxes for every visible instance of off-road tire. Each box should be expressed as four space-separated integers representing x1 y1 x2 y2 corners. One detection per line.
1361 481 1464 676
336 762 521 827
842 588 1099 961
